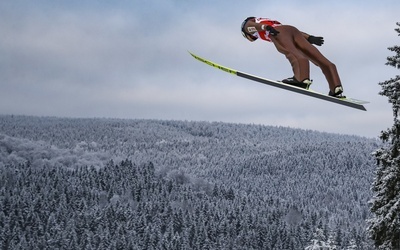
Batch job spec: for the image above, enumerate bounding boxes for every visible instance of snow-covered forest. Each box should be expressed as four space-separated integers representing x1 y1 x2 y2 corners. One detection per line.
0 115 378 249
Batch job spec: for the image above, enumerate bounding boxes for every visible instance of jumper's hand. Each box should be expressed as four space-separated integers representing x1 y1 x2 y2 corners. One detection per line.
266 25 279 36
308 36 324 46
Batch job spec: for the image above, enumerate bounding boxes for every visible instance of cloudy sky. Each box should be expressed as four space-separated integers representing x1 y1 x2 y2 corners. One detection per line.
1 0 399 138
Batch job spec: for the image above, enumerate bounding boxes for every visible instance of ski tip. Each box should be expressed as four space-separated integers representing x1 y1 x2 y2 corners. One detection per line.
188 51 200 60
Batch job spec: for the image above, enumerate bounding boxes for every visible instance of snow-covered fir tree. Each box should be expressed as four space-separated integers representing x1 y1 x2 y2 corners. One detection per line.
368 22 400 250
345 239 357 250
305 228 331 250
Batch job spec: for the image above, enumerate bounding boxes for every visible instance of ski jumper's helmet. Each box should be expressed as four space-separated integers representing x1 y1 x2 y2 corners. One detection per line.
241 17 258 42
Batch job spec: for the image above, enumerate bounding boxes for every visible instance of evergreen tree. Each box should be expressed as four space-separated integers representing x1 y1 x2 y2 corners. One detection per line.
305 228 330 250
326 231 338 250
345 239 358 250
368 22 400 250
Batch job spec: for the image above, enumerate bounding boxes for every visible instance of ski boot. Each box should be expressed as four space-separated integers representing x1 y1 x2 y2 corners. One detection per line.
328 86 346 98
282 76 312 90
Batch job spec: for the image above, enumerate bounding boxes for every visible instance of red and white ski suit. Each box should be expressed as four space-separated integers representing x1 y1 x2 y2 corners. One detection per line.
253 18 282 42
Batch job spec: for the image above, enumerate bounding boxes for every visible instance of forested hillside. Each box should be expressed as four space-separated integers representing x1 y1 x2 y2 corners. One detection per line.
0 115 378 249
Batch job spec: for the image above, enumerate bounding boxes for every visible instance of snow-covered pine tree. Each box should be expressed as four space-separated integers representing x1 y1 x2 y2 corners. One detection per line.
368 22 400 250
345 239 357 250
305 228 330 250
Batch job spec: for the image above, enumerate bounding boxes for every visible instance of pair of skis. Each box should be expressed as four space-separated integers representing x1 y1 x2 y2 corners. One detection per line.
189 52 368 111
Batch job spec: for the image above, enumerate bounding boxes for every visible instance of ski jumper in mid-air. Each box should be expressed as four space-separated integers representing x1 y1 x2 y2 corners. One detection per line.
241 17 344 98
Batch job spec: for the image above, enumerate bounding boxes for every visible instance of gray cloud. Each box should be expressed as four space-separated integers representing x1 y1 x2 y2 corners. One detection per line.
0 1 399 137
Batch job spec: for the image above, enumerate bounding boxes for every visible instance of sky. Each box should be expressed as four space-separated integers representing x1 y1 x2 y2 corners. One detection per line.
0 0 399 138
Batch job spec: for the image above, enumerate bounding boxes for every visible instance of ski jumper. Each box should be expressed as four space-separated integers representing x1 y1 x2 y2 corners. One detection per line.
245 17 342 93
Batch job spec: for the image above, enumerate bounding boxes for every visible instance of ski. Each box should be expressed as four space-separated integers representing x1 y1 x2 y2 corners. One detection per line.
189 51 368 111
